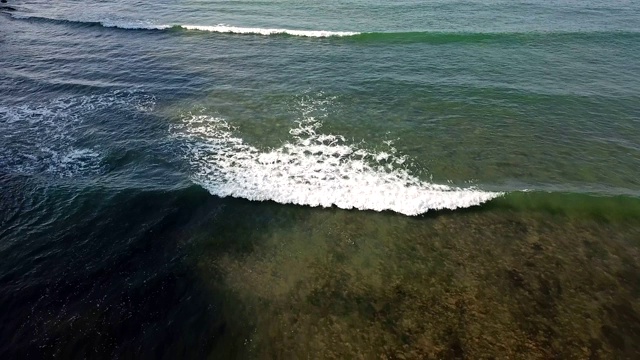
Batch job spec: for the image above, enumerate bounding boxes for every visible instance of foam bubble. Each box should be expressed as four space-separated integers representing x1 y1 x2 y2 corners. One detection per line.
172 111 501 216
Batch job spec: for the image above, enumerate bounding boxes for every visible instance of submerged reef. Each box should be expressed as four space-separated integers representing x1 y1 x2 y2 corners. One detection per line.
199 207 640 359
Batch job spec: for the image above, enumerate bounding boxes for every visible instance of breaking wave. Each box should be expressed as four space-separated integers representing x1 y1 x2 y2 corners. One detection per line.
172 107 501 216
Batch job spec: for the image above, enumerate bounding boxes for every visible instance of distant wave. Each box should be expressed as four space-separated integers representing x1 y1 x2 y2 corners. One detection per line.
9 13 639 42
83 21 360 38
176 24 359 37
349 30 640 44
7 13 359 37
156 25 640 43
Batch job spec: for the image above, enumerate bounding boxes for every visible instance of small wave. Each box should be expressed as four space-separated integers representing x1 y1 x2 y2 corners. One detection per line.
487 191 640 223
172 105 501 216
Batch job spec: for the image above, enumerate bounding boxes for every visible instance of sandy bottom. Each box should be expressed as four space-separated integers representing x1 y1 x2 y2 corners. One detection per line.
194 205 640 359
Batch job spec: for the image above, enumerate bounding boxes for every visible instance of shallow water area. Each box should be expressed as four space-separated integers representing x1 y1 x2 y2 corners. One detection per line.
179 199 640 358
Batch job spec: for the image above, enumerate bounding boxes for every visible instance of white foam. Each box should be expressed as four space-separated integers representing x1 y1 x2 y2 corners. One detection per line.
177 24 359 38
173 112 502 216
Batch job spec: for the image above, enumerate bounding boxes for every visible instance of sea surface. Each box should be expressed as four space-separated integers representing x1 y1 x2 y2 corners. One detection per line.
1 0 639 358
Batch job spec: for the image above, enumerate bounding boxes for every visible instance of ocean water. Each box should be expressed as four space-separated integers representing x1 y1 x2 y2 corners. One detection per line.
1 0 639 358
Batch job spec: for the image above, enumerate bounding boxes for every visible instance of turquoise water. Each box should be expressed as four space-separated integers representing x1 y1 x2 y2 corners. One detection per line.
1 0 639 358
